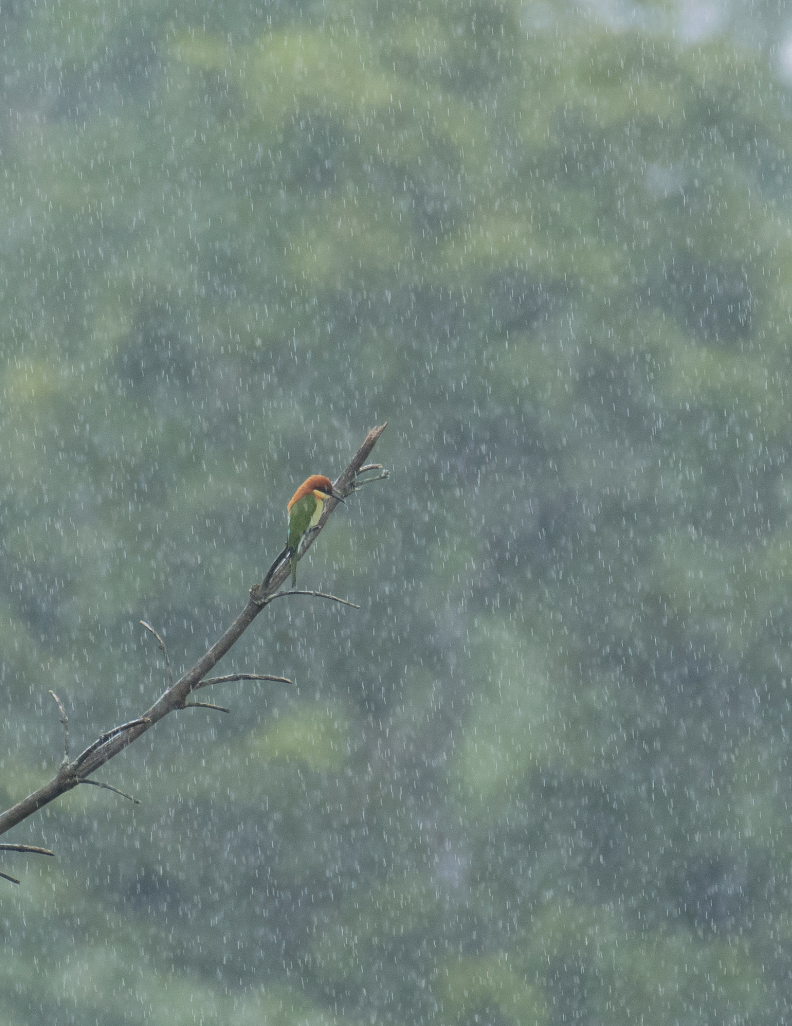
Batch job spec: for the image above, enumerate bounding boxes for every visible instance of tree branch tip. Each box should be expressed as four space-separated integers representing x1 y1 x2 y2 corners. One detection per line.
49 690 70 763
139 620 164 644
352 470 389 489
49 690 67 717
182 701 231 713
0 871 20 885
197 673 292 688
140 620 173 684
80 779 140 804
275 589 360 609
0 844 55 856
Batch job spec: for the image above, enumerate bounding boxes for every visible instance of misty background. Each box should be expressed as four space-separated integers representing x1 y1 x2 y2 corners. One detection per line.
2 0 792 1022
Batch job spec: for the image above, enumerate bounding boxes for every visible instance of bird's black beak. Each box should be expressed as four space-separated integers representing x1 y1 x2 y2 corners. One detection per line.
330 487 346 504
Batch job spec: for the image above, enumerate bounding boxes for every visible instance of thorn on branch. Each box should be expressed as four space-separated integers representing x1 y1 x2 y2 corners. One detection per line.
140 620 173 686
49 690 70 765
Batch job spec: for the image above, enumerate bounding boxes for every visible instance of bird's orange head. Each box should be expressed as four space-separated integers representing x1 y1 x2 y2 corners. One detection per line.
288 475 345 511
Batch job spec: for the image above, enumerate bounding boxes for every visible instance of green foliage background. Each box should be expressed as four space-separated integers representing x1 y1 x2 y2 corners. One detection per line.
2 0 792 1022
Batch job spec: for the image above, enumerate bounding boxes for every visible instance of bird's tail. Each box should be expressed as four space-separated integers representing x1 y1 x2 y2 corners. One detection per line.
262 545 293 589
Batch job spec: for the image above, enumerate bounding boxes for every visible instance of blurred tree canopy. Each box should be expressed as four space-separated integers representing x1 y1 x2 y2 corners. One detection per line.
2 0 792 1023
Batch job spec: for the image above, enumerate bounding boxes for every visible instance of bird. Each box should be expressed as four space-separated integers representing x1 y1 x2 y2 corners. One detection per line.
284 475 345 586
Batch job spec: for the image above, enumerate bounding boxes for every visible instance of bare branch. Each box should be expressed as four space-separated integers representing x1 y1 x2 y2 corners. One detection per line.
182 702 231 713
0 844 55 856
49 690 69 765
79 780 140 804
0 423 388 844
352 470 390 488
140 620 173 687
195 673 292 690
0 871 19 885
271 590 360 609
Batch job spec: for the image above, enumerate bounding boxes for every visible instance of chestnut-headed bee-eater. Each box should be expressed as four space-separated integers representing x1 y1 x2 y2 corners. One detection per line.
285 475 345 586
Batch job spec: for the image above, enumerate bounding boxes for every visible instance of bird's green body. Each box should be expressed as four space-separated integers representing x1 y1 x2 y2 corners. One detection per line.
261 475 344 592
287 492 324 585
